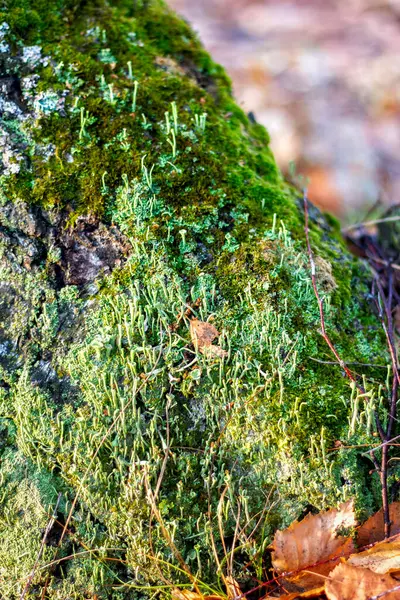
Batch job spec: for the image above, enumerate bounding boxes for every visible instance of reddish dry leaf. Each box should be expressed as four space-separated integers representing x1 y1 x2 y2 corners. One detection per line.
272 501 356 590
189 318 228 358
325 563 400 600
264 586 325 599
348 534 400 574
357 502 400 547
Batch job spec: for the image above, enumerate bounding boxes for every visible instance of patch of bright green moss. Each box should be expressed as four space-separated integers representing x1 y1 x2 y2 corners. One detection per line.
0 0 394 598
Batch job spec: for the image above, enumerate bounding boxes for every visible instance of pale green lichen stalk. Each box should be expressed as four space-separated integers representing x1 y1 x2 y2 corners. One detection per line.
0 0 392 597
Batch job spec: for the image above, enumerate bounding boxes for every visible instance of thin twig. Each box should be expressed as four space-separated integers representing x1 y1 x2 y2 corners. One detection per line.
310 357 388 369
303 191 364 393
371 271 400 537
364 433 400 455
366 256 400 272
304 189 400 539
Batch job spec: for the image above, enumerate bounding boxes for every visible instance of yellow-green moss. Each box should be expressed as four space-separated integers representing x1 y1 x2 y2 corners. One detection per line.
0 0 393 598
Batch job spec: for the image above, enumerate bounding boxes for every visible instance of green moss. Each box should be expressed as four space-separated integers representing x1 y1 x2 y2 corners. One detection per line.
0 451 65 598
0 0 394 598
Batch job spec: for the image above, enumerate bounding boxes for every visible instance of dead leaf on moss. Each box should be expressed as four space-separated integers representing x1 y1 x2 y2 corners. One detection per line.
201 344 229 358
325 563 400 600
357 502 400 547
272 500 356 590
190 318 228 358
347 534 400 574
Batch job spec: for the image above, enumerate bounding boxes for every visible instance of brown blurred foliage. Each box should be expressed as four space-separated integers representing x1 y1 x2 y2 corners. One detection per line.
169 0 400 219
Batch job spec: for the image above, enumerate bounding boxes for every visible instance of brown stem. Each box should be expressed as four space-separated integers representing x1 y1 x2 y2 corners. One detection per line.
304 191 399 539
374 274 399 537
381 442 391 538
303 192 364 394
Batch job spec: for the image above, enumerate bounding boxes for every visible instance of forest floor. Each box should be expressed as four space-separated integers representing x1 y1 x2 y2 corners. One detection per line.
169 0 400 221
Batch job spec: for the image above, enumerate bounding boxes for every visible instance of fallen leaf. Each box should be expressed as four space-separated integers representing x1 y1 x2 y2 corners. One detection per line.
264 586 325 599
357 502 400 547
272 501 356 590
190 318 228 358
225 576 244 599
347 534 400 574
201 344 228 358
325 563 400 600
190 318 219 346
171 579 242 600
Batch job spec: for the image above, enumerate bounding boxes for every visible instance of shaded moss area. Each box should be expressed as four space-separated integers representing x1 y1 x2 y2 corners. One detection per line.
0 0 393 598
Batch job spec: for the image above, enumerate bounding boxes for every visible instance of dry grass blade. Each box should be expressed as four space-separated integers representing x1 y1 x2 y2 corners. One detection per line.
325 563 400 600
343 215 400 233
171 589 224 600
145 476 201 593
272 500 356 590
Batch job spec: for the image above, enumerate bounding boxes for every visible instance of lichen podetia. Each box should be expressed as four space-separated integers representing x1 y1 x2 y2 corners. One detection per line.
0 0 391 597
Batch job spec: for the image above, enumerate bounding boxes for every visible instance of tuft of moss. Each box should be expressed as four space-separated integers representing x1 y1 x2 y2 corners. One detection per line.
0 0 393 597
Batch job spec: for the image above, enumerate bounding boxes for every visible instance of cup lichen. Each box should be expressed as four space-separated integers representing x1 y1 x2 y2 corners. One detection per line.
0 0 392 597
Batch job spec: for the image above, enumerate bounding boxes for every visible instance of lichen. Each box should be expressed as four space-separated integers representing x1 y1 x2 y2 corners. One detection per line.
0 0 393 598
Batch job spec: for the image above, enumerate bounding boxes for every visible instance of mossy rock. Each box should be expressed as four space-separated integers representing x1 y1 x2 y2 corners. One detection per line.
0 0 391 597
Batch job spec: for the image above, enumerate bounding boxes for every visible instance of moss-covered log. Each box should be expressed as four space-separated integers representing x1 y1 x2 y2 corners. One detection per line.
0 0 390 597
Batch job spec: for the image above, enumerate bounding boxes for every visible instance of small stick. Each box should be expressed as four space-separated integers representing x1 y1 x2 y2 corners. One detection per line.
303 191 365 394
373 272 400 538
305 190 400 539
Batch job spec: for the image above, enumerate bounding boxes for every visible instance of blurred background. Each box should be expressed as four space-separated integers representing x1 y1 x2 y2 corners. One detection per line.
169 0 400 222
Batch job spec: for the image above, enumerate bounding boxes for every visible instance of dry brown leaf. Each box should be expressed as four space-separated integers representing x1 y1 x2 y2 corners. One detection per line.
189 318 227 358
201 344 228 358
190 318 219 346
171 589 223 600
325 563 400 600
225 576 244 599
357 502 400 547
347 534 400 574
171 579 242 600
264 586 325 599
272 500 356 590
